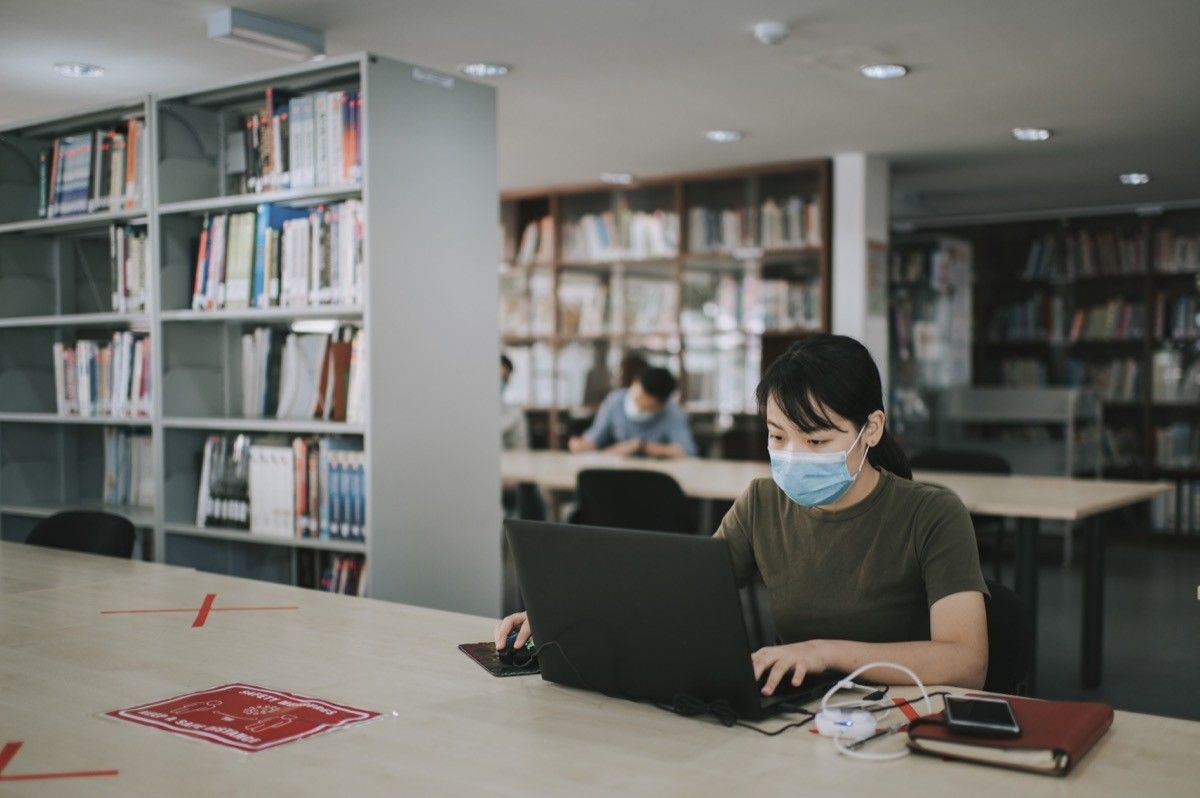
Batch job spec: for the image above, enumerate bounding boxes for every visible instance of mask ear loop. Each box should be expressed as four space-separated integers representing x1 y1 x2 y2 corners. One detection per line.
848 425 871 479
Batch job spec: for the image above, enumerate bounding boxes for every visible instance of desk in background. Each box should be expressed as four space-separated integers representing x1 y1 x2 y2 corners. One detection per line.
501 451 1172 690
2 542 1197 796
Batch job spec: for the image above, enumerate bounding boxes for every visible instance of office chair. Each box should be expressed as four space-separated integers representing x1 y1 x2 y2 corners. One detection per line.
25 510 136 559
569 469 692 534
983 578 1034 695
911 448 1011 580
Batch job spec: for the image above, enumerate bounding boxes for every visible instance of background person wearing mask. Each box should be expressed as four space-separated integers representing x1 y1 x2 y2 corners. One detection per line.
568 367 697 458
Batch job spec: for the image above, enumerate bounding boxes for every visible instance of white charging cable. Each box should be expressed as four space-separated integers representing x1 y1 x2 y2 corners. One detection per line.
817 661 933 762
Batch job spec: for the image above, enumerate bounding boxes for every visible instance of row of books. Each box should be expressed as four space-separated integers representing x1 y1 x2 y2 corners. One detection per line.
1021 230 1146 280
687 207 753 253
557 274 608 336
499 268 554 336
102 427 154 508
38 119 145 217
500 343 555 406
234 87 362 194
240 325 365 423
621 278 679 333
1069 301 1146 341
999 357 1049 387
320 554 367 595
1151 481 1200 535
758 196 822 249
195 434 366 541
681 272 744 334
1154 231 1200 273
1151 349 1200 403
52 333 151 418
514 216 555 265
1066 357 1142 402
109 224 150 313
560 210 679 262
759 276 823 332
1154 292 1198 339
190 200 364 310
986 293 1068 341
1155 423 1199 469
681 343 760 413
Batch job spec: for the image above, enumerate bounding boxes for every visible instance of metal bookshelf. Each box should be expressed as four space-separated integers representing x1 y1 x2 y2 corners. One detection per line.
0 54 502 615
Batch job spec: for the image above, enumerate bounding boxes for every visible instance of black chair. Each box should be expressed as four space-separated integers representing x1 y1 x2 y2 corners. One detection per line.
568 469 692 534
911 448 1011 580
25 510 136 559
983 578 1034 695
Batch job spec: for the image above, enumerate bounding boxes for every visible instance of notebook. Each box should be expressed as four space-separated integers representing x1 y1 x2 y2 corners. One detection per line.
907 693 1113 776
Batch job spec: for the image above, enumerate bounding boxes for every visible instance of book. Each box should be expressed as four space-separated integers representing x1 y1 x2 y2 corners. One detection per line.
908 694 1113 776
237 87 360 194
249 442 296 539
197 435 252 529
52 333 151 417
103 427 155 509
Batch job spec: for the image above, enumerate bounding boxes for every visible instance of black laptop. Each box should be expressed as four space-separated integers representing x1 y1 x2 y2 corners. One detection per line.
504 519 845 721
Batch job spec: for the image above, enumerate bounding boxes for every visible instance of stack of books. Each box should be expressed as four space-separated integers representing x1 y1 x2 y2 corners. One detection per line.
320 554 367 595
758 195 821 248
1069 300 1145 341
52 333 151 417
1154 231 1200 273
38 118 145 217
561 209 678 261
687 206 752 253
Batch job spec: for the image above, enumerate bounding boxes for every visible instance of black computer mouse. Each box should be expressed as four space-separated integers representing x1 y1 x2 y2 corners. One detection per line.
497 630 532 665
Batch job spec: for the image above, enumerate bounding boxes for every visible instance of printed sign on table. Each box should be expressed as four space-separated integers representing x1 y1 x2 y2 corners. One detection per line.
107 683 379 752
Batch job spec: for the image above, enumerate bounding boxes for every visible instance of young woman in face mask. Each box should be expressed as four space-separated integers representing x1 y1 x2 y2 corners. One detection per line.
730 334 988 695
496 335 987 691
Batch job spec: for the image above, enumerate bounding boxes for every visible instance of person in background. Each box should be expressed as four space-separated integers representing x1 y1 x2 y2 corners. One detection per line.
500 355 528 451
568 366 697 458
619 352 649 389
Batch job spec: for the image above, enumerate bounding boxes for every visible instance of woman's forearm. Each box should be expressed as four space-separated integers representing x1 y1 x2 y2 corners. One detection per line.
817 638 987 690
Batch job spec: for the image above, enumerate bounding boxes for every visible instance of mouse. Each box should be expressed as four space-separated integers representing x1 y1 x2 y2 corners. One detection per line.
497 630 533 665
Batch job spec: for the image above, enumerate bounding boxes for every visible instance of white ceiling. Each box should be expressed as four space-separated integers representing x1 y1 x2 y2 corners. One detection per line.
3 0 1199 220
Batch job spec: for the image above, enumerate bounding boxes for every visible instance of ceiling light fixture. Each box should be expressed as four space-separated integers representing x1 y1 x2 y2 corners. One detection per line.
54 62 105 78
601 172 634 185
459 63 510 78
1011 127 1052 142
753 21 790 46
207 8 325 61
705 130 744 143
859 63 908 80
1119 172 1150 186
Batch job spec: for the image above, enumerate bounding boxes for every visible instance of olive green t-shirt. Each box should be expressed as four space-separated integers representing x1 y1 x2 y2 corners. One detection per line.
715 469 987 644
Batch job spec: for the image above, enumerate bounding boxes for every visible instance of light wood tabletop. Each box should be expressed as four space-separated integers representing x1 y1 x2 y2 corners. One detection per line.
2 542 1197 796
500 450 1172 520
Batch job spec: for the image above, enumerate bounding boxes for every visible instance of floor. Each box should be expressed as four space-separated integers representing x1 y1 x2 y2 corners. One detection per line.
1029 538 1200 721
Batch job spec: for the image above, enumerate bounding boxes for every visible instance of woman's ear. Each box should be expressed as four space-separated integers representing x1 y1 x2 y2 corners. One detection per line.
865 410 886 447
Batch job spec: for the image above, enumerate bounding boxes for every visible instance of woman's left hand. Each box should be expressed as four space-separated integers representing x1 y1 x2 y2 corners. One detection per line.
752 641 831 696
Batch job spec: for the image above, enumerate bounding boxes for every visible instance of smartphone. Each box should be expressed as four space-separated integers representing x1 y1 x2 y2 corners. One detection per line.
944 696 1021 737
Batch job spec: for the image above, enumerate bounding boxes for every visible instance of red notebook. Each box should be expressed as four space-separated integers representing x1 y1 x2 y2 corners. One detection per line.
907 694 1113 776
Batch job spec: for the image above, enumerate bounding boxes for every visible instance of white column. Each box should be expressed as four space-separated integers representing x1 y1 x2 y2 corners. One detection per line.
832 153 891 393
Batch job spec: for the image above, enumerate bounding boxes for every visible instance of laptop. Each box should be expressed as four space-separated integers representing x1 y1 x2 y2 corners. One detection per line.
504 519 845 721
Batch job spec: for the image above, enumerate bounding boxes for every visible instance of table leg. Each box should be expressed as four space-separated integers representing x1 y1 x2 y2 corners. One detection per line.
1082 515 1105 689
1014 517 1039 694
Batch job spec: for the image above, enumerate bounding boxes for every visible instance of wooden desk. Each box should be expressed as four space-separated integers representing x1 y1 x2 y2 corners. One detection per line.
501 451 1172 689
2 543 1196 796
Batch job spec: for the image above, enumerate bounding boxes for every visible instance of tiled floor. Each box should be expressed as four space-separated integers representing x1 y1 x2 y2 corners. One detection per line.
1025 539 1200 720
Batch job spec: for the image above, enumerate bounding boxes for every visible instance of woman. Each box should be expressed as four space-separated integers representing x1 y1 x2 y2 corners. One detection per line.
495 335 988 693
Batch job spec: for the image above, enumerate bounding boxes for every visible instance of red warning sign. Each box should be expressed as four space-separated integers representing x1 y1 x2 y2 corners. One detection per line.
107 683 379 752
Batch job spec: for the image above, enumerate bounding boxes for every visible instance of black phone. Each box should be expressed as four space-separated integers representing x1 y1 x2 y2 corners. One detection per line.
944 696 1021 737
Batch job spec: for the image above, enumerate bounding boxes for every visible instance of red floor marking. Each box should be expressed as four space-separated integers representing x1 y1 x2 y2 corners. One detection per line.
191 592 217 627
100 593 299 628
0 742 118 782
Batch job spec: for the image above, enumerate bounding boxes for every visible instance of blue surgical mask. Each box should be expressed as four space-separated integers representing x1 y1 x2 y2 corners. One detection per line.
769 427 868 507
624 391 656 423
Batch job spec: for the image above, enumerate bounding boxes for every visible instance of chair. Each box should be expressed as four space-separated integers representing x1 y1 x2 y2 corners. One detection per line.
25 510 136 559
983 578 1034 695
568 469 692 534
911 448 1011 580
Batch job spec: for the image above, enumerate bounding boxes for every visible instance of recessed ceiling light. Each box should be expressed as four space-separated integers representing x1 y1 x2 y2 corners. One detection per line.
459 63 510 78
601 172 633 185
1011 127 1052 142
859 63 908 80
54 62 105 78
705 130 744 143
1119 172 1150 186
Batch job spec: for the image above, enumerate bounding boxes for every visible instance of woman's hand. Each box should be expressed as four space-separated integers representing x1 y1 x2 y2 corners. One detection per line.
752 641 831 696
494 611 533 651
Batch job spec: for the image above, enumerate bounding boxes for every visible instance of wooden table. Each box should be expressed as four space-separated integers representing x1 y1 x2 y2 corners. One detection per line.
2 542 1196 796
501 451 1172 689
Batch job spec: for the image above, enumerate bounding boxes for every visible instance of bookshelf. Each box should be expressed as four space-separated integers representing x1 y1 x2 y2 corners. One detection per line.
0 54 502 614
896 206 1200 540
499 160 831 453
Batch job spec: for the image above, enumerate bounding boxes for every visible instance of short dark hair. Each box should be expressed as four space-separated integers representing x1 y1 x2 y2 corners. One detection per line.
500 354 514 373
637 367 676 403
620 352 649 388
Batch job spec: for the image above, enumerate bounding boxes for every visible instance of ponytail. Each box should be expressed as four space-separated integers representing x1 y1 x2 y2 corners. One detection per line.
869 428 912 480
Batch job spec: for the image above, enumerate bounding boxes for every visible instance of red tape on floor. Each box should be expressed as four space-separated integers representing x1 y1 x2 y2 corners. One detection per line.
101 593 298 628
0 742 118 782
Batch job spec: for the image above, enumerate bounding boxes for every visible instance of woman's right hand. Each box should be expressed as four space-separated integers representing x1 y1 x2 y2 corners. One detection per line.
494 611 533 651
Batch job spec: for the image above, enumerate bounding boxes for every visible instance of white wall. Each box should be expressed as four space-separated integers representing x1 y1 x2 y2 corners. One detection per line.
832 152 891 393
